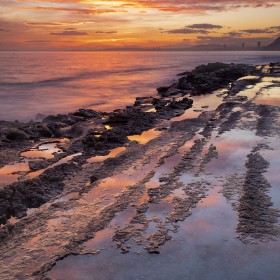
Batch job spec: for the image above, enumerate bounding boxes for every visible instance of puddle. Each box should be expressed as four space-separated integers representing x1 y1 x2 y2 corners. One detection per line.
87 147 126 163
145 201 173 220
84 206 136 250
171 91 223 122
145 108 157 113
128 129 161 144
145 135 202 190
261 77 280 83
165 187 188 202
237 81 275 101
21 143 62 159
82 155 160 208
0 161 30 187
26 153 82 179
238 75 260 81
206 129 261 175
145 153 182 189
0 139 69 187
254 86 280 106
105 125 112 130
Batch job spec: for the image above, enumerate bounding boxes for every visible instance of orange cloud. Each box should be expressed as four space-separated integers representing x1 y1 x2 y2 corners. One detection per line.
129 0 280 12
1 0 279 50
19 6 119 15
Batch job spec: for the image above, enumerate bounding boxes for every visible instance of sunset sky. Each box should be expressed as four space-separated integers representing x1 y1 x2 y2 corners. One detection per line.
0 0 280 50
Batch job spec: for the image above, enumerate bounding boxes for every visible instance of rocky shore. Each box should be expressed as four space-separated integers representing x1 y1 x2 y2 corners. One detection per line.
0 62 279 280
0 62 258 225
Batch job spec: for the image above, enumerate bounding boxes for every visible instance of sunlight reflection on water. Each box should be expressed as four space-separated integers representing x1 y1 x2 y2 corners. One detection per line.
1 51 280 121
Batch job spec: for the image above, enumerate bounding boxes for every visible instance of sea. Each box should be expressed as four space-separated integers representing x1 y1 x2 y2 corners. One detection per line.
0 51 279 121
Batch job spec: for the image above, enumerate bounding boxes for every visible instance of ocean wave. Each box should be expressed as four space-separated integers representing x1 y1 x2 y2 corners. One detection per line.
0 65 178 87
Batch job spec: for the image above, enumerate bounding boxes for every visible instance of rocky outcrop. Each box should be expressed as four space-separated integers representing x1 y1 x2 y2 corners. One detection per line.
157 62 256 96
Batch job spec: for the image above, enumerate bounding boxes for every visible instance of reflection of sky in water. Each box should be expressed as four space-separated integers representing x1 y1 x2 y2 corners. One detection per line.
84 206 136 250
21 143 61 159
0 139 68 187
0 162 29 186
49 186 280 280
49 124 280 280
171 92 223 122
260 148 280 208
254 86 280 106
128 129 161 145
206 129 261 175
87 147 126 163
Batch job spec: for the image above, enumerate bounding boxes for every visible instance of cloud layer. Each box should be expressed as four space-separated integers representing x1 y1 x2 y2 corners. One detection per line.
0 0 279 50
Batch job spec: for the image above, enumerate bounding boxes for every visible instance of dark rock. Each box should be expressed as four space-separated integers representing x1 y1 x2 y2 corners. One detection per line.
82 134 98 147
99 129 128 144
64 123 85 138
134 96 154 106
29 160 49 171
156 86 171 94
152 98 169 108
90 175 98 183
0 162 81 224
6 130 27 142
194 62 230 73
72 109 99 118
177 64 255 96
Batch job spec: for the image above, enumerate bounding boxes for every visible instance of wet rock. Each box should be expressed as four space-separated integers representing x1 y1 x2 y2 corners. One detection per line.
176 63 255 96
29 160 50 171
168 98 193 109
237 152 280 242
82 134 98 147
35 113 47 121
177 71 190 76
134 96 154 106
64 123 86 138
90 175 98 183
157 84 181 98
23 123 53 138
72 109 99 118
107 109 131 124
194 62 231 73
43 114 76 125
6 130 27 142
0 163 81 224
156 86 171 94
156 98 193 120
152 98 169 109
99 129 128 145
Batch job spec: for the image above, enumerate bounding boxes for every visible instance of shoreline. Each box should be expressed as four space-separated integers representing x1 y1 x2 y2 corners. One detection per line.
0 62 259 168
0 62 279 279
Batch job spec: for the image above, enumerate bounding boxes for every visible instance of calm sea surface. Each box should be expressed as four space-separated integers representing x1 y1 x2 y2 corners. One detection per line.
0 51 279 121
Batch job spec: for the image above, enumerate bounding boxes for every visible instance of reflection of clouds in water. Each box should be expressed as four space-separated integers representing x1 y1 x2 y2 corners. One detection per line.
206 130 261 174
128 129 161 144
254 86 280 106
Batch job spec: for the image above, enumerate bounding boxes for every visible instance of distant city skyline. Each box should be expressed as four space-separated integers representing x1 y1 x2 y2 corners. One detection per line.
0 0 280 50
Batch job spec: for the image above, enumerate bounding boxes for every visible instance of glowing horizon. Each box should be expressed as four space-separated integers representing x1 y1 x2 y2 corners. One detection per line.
0 0 280 50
